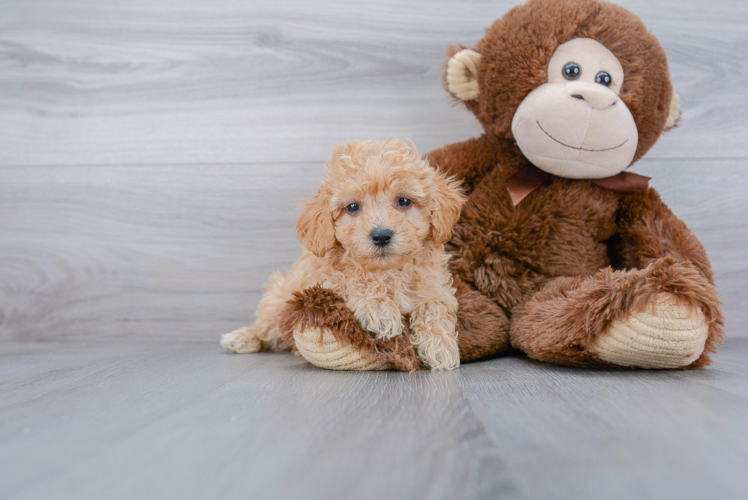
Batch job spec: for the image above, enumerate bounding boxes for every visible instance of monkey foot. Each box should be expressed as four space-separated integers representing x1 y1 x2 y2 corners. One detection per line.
593 293 709 368
293 326 391 371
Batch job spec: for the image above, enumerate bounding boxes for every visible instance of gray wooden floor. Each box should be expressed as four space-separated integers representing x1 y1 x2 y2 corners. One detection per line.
1 339 747 500
1 0 747 498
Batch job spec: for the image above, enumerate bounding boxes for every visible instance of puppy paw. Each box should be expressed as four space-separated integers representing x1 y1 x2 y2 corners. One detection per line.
355 308 403 340
417 339 461 371
593 292 709 368
221 326 263 353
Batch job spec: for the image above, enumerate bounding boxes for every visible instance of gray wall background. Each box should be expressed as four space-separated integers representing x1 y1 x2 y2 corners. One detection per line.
1 0 746 341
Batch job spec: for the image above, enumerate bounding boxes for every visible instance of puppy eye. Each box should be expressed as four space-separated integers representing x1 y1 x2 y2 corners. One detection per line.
595 71 612 86
397 197 412 208
346 203 360 214
563 62 581 80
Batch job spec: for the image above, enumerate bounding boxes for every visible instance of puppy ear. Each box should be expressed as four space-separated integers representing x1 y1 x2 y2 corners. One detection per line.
429 171 466 244
296 189 336 257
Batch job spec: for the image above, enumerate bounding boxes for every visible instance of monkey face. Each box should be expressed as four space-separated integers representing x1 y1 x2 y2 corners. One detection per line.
510 38 639 179
444 0 680 170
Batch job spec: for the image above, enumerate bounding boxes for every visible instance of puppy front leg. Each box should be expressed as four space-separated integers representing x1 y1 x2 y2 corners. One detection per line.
409 295 460 370
348 295 404 340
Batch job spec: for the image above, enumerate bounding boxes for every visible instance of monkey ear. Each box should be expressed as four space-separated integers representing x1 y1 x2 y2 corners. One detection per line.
447 49 481 101
296 189 336 257
664 88 681 131
429 171 467 244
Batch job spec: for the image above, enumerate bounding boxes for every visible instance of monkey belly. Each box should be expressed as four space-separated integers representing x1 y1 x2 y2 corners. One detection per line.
452 177 620 312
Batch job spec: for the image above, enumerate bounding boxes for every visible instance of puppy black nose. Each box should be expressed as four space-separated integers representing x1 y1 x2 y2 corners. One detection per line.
371 228 393 247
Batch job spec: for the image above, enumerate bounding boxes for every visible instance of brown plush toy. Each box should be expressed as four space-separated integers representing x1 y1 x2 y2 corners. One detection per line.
281 0 724 370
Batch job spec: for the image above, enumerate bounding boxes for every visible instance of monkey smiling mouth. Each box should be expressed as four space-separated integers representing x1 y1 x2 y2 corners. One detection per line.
536 121 628 152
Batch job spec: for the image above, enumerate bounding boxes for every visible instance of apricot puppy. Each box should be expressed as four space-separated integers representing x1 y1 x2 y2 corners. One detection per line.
221 138 466 370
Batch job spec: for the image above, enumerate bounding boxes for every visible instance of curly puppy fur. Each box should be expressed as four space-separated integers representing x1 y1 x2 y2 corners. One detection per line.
222 139 467 370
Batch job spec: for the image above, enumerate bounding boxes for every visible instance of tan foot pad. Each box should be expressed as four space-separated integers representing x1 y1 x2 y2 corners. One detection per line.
293 327 391 371
593 293 709 369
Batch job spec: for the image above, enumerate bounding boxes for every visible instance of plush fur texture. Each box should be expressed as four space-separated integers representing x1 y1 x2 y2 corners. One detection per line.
451 279 511 361
510 257 721 368
222 139 469 370
428 139 723 368
279 286 425 372
283 0 723 370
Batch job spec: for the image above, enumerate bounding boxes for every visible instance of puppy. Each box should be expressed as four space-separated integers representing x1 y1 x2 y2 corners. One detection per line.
221 139 466 370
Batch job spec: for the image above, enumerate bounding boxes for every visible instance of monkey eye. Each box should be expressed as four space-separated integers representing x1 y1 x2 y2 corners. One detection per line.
595 71 612 86
346 203 360 213
563 62 581 80
397 197 412 208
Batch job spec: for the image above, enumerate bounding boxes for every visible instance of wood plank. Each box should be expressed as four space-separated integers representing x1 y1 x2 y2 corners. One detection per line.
0 0 746 166
0 162 321 341
460 339 748 500
0 158 745 341
0 338 746 499
0 341 515 500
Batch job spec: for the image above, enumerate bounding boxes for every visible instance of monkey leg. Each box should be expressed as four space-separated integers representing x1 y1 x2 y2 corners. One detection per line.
509 257 723 369
453 279 511 362
279 286 423 372
279 282 510 371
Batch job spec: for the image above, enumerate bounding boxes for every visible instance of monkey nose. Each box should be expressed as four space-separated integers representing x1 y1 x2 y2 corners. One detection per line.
371 228 393 247
566 82 618 109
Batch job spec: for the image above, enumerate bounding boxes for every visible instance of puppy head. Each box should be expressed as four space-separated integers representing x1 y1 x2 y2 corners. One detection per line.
297 139 465 270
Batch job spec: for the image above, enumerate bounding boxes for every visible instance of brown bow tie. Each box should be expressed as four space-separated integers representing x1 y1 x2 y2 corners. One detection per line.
505 164 650 206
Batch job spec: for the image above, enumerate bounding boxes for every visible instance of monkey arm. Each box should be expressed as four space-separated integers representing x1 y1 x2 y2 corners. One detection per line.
425 135 502 195
611 188 724 366
611 188 715 282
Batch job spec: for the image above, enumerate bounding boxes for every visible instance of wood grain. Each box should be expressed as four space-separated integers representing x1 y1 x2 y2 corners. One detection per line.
1 338 746 500
0 162 320 340
1 158 745 341
0 0 746 166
